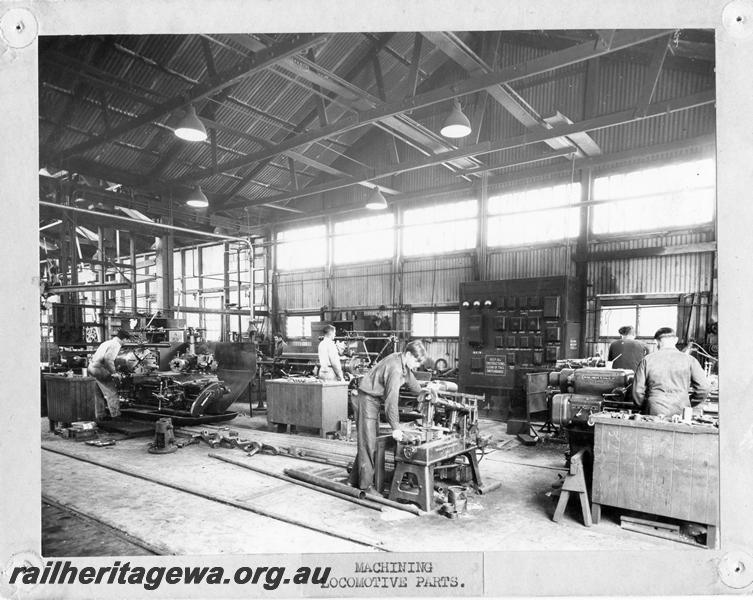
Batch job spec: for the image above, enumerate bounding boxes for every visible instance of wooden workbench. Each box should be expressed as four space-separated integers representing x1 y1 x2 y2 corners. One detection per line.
590 415 719 547
265 378 348 438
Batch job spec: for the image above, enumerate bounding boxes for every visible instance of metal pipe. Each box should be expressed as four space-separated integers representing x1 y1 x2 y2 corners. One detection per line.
284 468 425 516
208 453 383 511
283 468 366 500
40 201 250 245
42 445 386 551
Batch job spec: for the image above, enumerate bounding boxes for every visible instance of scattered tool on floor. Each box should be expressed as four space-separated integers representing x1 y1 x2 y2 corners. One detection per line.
85 439 116 447
147 418 179 454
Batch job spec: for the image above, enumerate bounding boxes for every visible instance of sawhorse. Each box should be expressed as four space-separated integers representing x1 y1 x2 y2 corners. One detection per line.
552 448 592 527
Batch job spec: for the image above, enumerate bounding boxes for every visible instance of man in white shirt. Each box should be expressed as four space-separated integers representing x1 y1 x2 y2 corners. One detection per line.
317 324 344 382
87 329 131 418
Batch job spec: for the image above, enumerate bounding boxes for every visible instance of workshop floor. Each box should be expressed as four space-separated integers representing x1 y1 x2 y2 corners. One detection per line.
40 402 705 557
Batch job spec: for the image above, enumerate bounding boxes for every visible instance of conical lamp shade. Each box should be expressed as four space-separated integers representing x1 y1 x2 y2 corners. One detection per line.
186 186 209 208
365 187 388 210
175 105 208 142
440 100 471 138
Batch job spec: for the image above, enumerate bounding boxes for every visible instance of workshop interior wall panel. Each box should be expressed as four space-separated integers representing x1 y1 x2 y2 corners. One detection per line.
402 254 475 306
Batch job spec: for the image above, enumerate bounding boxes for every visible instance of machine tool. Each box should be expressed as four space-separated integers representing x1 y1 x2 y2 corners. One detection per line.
111 346 235 423
386 383 491 511
548 367 636 457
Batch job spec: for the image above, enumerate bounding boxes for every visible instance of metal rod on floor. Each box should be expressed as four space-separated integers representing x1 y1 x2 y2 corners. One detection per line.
42 444 387 551
284 468 425 516
208 453 384 511
42 494 171 556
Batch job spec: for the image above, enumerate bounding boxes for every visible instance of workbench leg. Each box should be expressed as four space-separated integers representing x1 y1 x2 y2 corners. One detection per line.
591 502 602 524
579 492 592 527
706 525 718 549
552 491 570 522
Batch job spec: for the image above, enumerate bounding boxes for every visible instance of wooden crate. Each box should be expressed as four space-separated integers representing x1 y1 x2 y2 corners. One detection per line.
44 374 100 429
591 416 719 530
265 379 348 438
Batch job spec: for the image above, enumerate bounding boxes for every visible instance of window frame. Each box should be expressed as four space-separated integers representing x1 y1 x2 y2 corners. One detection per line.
284 314 320 339
276 224 328 272
332 213 395 266
486 181 581 248
401 199 479 258
410 309 460 338
597 295 680 340
589 157 716 238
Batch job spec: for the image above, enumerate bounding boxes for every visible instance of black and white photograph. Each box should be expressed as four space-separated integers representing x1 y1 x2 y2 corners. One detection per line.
2 0 753 597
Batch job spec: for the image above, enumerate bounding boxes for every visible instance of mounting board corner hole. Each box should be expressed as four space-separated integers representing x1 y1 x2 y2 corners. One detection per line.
718 551 753 589
722 0 753 39
0 8 38 49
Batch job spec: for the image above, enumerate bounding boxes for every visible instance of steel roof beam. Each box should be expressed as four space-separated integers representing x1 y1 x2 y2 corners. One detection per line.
57 33 328 161
172 29 673 186
222 89 714 210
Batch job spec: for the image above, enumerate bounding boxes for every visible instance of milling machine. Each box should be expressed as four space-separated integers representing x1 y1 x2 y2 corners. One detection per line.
387 383 491 511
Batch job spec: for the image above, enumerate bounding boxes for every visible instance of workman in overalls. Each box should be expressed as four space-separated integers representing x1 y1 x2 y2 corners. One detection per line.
348 340 427 495
87 329 131 418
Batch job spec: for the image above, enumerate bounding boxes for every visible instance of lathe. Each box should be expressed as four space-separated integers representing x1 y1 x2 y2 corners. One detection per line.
112 346 234 422
548 367 636 457
385 384 491 511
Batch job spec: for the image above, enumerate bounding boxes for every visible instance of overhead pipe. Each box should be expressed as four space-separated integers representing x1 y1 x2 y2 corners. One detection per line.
42 200 256 332
40 200 250 246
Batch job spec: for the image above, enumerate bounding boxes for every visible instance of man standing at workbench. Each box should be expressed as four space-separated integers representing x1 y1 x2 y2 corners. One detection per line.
348 340 427 495
633 327 710 417
317 324 344 382
87 329 131 418
608 325 649 371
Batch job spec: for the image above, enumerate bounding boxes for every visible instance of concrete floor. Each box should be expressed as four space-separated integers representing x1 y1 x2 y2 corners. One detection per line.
41 403 701 557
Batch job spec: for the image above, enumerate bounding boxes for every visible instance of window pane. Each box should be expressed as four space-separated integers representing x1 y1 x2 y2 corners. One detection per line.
592 158 715 234
277 225 326 270
599 306 636 337
487 183 580 246
285 315 317 338
638 305 677 337
411 313 434 337
435 312 459 336
402 200 477 257
333 214 394 264
201 245 224 275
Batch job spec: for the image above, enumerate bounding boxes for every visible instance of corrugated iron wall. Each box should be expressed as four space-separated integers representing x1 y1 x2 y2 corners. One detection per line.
273 39 716 364
275 268 326 312
402 254 475 306
332 262 394 308
588 231 715 295
487 245 575 280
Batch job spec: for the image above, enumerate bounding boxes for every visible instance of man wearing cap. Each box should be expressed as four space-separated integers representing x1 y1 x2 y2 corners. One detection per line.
608 325 649 372
87 329 131 418
632 327 710 417
348 340 427 495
